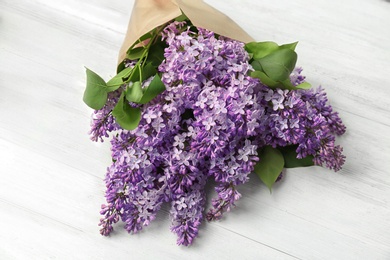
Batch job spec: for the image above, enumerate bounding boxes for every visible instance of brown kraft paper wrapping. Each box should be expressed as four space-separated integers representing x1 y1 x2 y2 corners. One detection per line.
118 0 254 64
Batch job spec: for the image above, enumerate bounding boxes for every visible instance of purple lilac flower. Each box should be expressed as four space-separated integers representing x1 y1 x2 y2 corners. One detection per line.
257 84 346 171
89 91 121 142
91 20 346 246
89 60 137 142
159 23 264 225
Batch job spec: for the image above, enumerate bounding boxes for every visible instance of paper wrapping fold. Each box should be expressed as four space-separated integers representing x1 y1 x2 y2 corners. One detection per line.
118 0 254 64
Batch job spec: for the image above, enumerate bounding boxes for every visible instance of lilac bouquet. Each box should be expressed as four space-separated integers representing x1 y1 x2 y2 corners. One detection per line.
84 14 346 246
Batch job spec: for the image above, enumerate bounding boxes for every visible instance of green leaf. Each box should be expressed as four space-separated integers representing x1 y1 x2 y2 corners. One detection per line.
254 146 285 191
112 92 141 130
116 61 126 74
251 68 312 91
245 41 279 60
106 67 133 91
129 64 141 83
83 68 108 110
278 78 312 91
251 60 263 71
250 71 279 88
127 47 145 60
146 40 167 67
279 145 314 168
126 81 143 103
259 49 298 82
295 81 312 89
128 32 153 50
138 74 165 104
175 13 189 22
279 78 299 90
142 62 157 81
139 32 153 42
280 41 298 51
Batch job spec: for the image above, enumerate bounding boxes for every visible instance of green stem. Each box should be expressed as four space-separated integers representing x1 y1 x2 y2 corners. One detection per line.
123 23 167 88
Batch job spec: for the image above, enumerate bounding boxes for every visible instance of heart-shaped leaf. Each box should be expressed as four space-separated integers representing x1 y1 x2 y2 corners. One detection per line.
106 67 133 91
112 92 141 130
250 70 279 88
251 60 263 71
279 145 314 168
280 42 298 51
254 146 285 191
146 40 167 67
127 47 145 60
259 49 297 82
245 41 279 60
129 64 141 83
295 82 312 89
142 62 157 81
138 75 165 104
126 81 143 103
83 68 108 110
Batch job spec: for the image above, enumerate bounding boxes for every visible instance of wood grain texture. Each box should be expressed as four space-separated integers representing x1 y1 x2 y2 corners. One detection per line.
1 0 389 259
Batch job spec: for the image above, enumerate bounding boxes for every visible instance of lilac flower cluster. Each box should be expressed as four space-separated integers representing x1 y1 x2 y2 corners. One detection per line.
260 71 346 171
90 21 346 246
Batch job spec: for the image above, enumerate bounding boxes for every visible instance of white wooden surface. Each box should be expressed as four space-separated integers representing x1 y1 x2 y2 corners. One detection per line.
1 0 390 259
